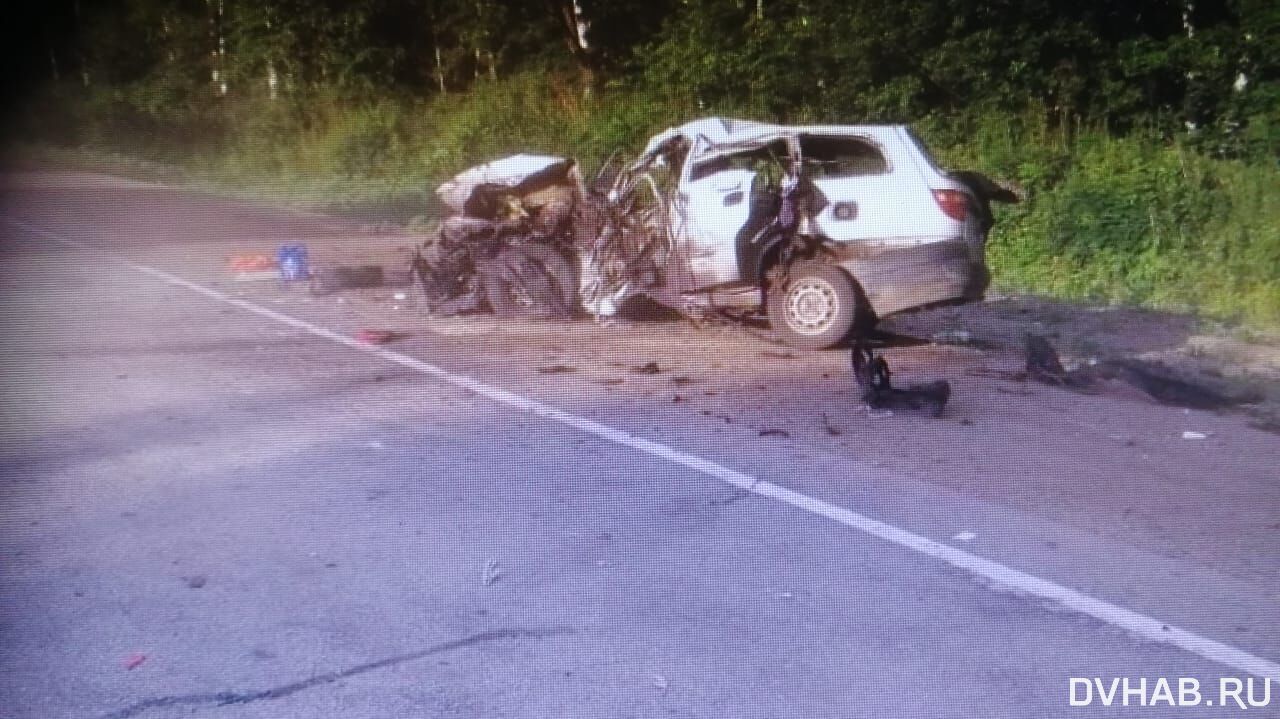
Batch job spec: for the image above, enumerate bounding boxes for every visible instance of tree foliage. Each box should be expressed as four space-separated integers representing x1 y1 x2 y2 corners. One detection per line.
8 0 1278 156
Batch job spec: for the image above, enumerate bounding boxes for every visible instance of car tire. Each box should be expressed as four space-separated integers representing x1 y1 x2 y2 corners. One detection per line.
483 245 578 319
766 261 863 350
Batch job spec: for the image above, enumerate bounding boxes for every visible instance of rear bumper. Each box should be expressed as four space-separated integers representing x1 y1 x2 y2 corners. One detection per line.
829 239 988 318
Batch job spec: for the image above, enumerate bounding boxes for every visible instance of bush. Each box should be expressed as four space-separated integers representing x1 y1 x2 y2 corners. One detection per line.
937 118 1280 325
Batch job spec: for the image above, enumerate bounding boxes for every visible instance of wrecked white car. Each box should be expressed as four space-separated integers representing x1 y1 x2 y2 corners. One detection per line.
413 119 1016 349
597 117 1018 349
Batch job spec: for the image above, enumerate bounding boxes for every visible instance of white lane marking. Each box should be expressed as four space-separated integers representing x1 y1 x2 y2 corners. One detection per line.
7 215 1279 680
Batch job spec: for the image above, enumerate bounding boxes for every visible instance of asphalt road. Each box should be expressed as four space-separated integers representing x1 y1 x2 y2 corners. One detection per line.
1 170 1277 718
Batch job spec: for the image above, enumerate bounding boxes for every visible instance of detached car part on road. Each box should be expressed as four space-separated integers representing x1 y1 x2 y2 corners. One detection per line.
413 118 1017 350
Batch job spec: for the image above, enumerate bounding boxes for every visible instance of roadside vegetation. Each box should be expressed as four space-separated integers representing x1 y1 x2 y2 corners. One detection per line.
6 0 1279 325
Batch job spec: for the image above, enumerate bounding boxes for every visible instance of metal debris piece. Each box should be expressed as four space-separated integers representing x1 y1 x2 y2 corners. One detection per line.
482 558 503 587
310 265 388 296
931 329 975 346
851 343 951 417
356 329 399 345
1025 333 1068 384
1025 334 1259 409
631 361 661 375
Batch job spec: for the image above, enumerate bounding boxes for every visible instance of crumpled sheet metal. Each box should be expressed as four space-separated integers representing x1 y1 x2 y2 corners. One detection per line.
638 117 783 162
425 150 678 321
436 154 577 213
417 154 588 320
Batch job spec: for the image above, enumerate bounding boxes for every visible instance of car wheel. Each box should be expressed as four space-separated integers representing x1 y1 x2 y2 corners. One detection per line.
483 245 578 319
766 261 862 350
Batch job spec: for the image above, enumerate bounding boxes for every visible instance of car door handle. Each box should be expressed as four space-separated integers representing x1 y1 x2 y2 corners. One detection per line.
723 191 744 206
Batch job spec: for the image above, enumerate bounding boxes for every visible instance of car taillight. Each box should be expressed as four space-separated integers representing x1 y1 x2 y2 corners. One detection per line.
932 189 969 222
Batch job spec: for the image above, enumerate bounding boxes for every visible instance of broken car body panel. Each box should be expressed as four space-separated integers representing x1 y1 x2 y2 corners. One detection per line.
436 154 580 216
637 118 996 319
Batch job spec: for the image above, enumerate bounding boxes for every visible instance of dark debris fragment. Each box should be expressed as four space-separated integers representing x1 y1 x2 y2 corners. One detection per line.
851 344 951 417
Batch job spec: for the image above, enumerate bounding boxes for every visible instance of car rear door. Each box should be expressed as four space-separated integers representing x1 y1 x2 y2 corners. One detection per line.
802 132 931 245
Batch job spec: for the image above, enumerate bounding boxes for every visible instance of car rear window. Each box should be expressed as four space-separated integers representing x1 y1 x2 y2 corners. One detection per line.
799 135 887 177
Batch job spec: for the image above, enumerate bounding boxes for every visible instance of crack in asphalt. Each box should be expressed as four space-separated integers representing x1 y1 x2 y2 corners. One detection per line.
96 627 569 719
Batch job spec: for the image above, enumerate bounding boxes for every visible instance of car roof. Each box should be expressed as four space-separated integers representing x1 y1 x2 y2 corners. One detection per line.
641 117 905 160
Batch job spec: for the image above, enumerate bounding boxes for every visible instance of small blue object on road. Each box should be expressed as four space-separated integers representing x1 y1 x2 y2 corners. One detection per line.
277 244 310 282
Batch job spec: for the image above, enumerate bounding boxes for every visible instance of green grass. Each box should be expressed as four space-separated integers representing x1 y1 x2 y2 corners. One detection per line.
922 112 1280 327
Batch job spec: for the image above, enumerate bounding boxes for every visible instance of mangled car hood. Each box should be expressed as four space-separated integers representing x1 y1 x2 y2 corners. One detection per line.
436 154 578 215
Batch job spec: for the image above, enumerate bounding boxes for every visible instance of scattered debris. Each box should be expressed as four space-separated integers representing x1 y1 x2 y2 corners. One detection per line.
1095 359 1259 409
233 270 280 283
820 413 843 436
1024 333 1260 409
1025 333 1069 385
1248 414 1280 435
931 329 975 346
124 653 147 671
851 344 950 417
631 361 661 375
482 558 503 587
951 531 977 542
310 265 392 296
1181 431 1209 440
536 365 576 374
183 574 207 589
758 428 790 438
228 253 275 272
229 254 279 282
355 329 400 345
966 366 1027 382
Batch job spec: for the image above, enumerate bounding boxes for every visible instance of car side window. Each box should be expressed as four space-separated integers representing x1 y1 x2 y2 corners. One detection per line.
799 135 888 178
688 140 790 184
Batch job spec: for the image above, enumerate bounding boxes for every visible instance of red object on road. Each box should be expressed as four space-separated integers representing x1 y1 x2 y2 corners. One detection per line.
227 253 276 272
124 653 147 670
356 329 398 345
